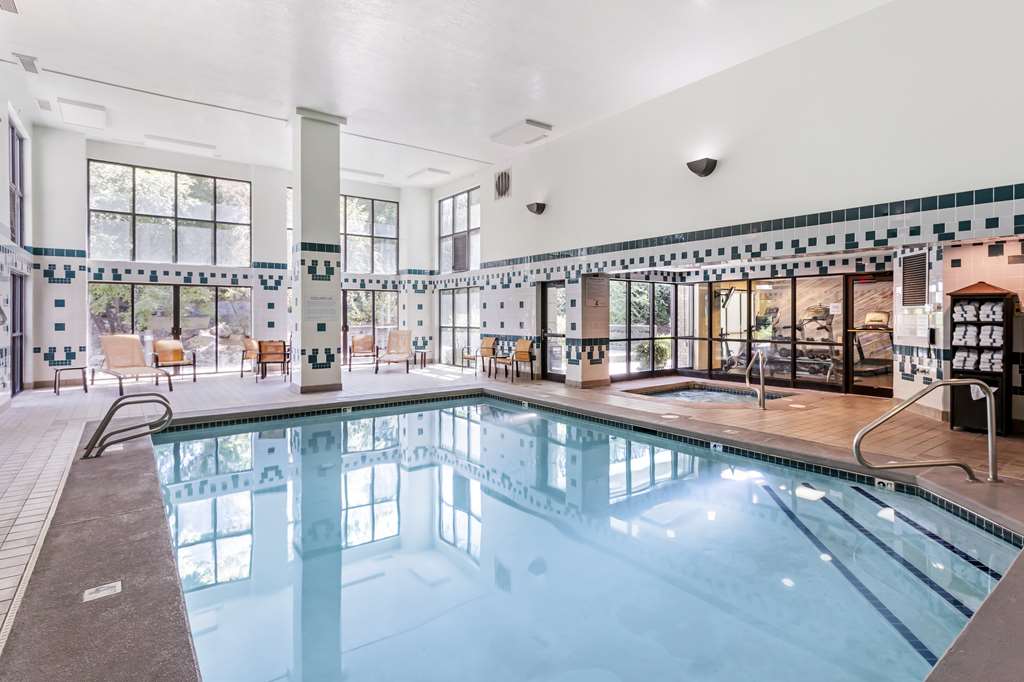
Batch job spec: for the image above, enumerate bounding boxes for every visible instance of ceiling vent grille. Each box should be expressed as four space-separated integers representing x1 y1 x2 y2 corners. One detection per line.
494 169 511 200
901 252 928 306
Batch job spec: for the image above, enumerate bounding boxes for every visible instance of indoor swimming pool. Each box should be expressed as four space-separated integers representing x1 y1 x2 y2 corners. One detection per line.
153 398 1018 682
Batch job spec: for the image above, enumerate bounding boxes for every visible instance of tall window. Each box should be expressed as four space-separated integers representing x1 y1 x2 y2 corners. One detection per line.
439 464 482 562
343 196 398 274
608 280 675 377
342 290 399 360
88 160 251 266
438 287 480 364
8 121 25 246
284 189 399 275
88 283 251 372
439 188 480 273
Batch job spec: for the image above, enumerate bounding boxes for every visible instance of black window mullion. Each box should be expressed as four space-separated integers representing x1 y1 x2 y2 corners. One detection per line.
130 166 137 261
212 179 218 265
173 173 179 264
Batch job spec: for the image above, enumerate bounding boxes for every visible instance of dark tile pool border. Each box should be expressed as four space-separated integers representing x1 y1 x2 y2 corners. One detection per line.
159 389 1024 549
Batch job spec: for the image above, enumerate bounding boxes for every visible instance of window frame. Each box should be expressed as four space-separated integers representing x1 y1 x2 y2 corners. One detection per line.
87 159 252 266
342 194 400 275
438 287 480 366
674 274 851 392
87 282 252 373
438 187 480 274
8 120 25 246
609 279 678 379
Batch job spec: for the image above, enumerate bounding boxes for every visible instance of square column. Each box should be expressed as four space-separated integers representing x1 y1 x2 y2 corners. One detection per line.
290 109 344 392
566 274 610 388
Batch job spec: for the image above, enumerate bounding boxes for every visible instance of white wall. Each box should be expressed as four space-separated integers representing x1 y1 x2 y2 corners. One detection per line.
479 0 1024 263
398 187 433 271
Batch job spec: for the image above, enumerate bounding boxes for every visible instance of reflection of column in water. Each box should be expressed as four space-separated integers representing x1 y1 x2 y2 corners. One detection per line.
292 423 343 680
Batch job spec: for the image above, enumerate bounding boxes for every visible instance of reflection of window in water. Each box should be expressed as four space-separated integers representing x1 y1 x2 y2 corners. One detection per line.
546 421 568 491
155 433 255 485
438 405 481 461
345 415 400 452
173 491 252 592
609 436 695 502
438 465 481 562
341 463 400 548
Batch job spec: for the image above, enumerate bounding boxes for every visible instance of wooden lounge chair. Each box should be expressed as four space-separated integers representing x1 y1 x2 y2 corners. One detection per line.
493 339 534 383
240 337 259 377
92 334 173 396
152 339 197 382
349 333 377 371
256 340 290 381
462 336 497 376
376 330 412 373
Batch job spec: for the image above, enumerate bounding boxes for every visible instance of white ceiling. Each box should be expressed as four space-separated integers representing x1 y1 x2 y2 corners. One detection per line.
0 0 891 187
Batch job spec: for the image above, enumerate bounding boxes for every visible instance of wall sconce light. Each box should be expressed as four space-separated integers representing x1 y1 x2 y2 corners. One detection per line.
686 157 718 177
526 202 547 215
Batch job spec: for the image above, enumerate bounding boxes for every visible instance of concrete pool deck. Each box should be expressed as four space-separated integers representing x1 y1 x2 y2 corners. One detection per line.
0 367 1023 679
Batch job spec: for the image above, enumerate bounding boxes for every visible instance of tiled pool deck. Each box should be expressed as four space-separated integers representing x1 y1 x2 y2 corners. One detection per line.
1 364 1023 679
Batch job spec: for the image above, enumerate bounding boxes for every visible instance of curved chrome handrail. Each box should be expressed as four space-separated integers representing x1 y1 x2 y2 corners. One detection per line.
744 350 767 410
852 378 997 482
82 393 174 459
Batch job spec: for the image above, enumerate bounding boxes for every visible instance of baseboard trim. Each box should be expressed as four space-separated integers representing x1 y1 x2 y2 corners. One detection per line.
290 383 344 394
566 378 611 389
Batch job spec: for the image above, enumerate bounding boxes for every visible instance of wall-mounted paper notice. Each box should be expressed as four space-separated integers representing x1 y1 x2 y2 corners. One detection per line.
303 295 339 322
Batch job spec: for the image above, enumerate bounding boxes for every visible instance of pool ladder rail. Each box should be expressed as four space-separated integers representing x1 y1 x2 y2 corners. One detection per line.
852 378 998 483
81 393 174 459
744 350 767 410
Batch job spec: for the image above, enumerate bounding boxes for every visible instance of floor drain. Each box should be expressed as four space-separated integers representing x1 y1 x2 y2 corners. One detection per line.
82 580 122 603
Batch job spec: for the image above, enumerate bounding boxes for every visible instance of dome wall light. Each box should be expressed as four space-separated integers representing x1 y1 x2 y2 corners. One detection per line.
526 202 547 215
686 157 718 177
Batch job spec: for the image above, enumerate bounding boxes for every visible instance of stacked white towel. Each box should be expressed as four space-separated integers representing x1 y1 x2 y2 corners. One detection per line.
953 348 979 370
952 301 979 322
953 324 978 346
980 301 1003 321
979 325 1004 347
979 350 1004 372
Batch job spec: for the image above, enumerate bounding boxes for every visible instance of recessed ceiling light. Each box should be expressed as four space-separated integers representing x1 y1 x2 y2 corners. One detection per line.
0 0 19 14
12 53 37 74
490 119 553 146
144 134 216 153
341 167 386 179
407 167 451 180
58 98 106 129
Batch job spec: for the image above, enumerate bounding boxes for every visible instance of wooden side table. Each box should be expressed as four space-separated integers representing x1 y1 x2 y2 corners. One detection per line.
414 350 428 369
54 366 88 395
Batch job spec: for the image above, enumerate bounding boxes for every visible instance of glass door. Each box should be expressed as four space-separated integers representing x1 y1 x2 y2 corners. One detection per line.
541 281 566 381
343 290 374 363
133 284 175 363
845 273 894 396
179 286 217 372
10 274 25 396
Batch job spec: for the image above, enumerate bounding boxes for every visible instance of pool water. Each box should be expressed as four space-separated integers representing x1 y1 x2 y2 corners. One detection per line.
642 385 783 403
153 398 1017 682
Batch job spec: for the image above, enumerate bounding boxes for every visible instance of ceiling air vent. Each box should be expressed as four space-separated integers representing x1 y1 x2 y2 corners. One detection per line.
901 252 928 306
494 169 511 200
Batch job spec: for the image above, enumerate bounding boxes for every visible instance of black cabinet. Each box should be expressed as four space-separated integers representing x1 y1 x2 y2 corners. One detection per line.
948 282 1015 436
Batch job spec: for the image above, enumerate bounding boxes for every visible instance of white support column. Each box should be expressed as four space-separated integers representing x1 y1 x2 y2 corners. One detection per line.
566 274 611 388
290 108 344 393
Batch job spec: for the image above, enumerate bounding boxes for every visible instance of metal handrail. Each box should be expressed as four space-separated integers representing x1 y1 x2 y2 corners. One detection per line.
82 392 174 459
853 378 997 482
744 350 767 410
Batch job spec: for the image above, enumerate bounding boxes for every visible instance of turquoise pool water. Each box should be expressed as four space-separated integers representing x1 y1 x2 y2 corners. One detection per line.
153 398 1018 682
641 385 784 403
